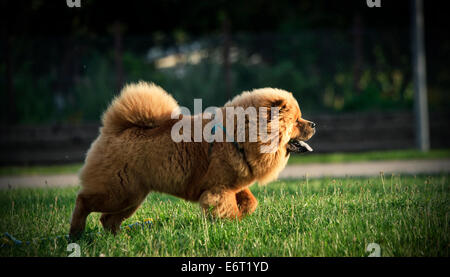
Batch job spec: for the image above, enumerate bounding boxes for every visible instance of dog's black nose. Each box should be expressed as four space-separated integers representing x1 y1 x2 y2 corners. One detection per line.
309 122 316 128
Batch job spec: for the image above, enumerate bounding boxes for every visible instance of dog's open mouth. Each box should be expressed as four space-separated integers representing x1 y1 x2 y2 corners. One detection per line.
287 139 313 153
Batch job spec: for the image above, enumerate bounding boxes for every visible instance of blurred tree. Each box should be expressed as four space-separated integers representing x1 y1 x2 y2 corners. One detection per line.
111 21 125 94
220 12 232 100
352 12 363 94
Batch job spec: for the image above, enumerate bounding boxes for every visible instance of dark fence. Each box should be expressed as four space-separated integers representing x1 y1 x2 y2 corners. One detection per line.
0 112 449 166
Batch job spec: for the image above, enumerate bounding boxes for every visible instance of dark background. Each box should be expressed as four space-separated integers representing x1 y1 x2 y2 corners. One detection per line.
0 0 449 164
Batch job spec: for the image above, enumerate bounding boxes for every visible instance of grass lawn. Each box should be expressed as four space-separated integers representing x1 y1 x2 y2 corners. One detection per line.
1 149 448 177
288 148 450 164
0 163 83 177
0 174 448 257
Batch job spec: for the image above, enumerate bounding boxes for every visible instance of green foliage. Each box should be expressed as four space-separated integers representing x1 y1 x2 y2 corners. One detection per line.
9 61 58 124
0 31 438 124
71 53 116 122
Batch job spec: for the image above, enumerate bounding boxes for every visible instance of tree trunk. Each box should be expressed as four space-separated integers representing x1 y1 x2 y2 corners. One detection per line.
5 34 17 125
411 0 430 151
113 22 124 94
222 16 232 100
352 12 363 94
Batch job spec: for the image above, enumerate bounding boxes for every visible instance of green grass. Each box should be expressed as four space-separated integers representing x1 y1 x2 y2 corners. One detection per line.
0 174 448 257
0 163 83 177
288 149 450 164
1 149 448 177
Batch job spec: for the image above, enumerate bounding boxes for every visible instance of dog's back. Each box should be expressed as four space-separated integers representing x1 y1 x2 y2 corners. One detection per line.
79 81 205 197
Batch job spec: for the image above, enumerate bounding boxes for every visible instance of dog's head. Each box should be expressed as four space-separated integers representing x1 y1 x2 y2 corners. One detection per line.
286 112 315 154
264 91 315 154
225 88 315 154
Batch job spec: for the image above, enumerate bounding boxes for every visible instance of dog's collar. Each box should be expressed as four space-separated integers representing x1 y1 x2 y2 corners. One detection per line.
208 123 254 176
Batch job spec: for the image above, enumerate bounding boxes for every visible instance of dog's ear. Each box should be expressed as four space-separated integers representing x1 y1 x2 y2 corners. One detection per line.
263 98 287 122
269 98 287 114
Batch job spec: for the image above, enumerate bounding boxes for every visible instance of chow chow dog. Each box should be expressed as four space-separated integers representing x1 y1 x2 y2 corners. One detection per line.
69 81 315 237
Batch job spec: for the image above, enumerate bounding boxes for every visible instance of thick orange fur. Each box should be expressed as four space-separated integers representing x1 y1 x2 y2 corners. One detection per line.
69 82 315 236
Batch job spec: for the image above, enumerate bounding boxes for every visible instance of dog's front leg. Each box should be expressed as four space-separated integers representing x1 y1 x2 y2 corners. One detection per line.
199 188 241 219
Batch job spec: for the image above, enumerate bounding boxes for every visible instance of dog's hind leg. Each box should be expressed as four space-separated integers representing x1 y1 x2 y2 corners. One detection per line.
100 204 141 235
199 189 241 219
235 188 258 216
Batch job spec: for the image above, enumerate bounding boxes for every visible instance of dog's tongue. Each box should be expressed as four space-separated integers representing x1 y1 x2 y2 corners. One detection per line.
287 140 313 153
298 141 313 152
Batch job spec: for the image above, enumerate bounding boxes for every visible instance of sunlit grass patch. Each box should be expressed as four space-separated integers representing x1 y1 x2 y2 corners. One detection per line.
0 174 448 256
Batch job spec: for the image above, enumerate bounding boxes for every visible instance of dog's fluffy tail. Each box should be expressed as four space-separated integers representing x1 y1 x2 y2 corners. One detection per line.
102 81 179 134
